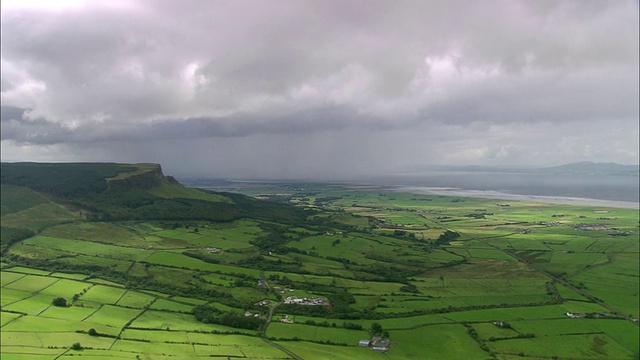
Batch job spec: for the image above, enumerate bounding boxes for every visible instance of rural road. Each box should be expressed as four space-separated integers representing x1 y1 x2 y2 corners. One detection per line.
258 271 301 359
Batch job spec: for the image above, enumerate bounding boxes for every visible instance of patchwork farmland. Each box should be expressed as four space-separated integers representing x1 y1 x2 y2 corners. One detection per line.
1 163 638 359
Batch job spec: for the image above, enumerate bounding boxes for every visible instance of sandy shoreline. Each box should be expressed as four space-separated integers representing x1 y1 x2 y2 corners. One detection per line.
392 186 639 209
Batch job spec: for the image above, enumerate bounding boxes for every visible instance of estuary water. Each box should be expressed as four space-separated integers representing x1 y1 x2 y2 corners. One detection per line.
366 171 639 209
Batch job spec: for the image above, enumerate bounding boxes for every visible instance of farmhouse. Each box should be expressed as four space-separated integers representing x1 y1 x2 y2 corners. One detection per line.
566 312 586 318
369 336 392 352
372 346 388 352
492 321 510 328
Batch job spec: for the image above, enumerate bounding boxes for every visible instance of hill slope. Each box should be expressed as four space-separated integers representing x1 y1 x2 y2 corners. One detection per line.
0 162 307 224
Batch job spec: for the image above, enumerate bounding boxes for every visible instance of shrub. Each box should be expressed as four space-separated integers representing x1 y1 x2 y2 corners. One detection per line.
52 297 67 307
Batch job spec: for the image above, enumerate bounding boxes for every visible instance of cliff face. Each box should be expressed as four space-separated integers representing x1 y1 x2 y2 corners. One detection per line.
108 165 165 190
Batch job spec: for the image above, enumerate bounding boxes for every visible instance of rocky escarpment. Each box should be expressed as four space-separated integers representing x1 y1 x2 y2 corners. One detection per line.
108 164 166 190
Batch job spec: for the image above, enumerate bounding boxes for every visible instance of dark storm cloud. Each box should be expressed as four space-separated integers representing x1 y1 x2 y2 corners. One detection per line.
1 0 638 174
1 105 386 144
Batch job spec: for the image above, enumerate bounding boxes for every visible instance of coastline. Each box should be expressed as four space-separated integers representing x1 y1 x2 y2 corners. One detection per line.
392 186 640 209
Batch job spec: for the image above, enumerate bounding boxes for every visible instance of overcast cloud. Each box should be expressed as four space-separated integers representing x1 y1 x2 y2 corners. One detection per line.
1 0 638 178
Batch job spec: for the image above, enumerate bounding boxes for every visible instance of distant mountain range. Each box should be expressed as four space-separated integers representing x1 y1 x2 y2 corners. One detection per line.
404 162 639 177
537 162 639 176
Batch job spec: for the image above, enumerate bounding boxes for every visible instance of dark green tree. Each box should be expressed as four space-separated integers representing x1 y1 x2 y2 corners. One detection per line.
52 297 67 307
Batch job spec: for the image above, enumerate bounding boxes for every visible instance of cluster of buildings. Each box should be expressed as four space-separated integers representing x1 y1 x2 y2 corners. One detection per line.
358 336 391 352
283 296 325 305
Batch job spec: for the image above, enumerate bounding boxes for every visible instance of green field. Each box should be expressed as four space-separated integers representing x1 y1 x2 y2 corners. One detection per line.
1 166 638 359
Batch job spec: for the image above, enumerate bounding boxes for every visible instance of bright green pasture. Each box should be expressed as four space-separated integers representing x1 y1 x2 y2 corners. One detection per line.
559 300 609 314
145 251 261 277
148 298 193 313
2 314 117 336
39 278 90 298
0 345 65 356
3 267 51 275
115 290 155 308
584 237 638 253
487 333 635 359
2 294 55 315
80 285 127 304
143 265 204 289
129 310 254 334
510 318 638 353
289 234 385 265
3 274 59 293
120 329 278 358
223 286 268 304
170 296 208 305
22 236 151 261
49 272 88 280
38 305 97 321
58 349 136 360
121 328 190 342
1 331 43 347
584 319 639 354
555 283 592 302
443 305 568 322
510 318 605 336
193 344 245 357
388 324 490 360
284 313 454 331
0 288 32 307
277 340 387 360
83 305 141 328
87 277 126 287
110 339 196 357
1 271 26 286
39 254 133 273
40 222 145 247
375 295 551 314
37 331 117 349
200 272 245 286
471 322 521 340
570 254 639 317
413 277 548 298
234 343 294 359
267 322 369 344
1 311 22 326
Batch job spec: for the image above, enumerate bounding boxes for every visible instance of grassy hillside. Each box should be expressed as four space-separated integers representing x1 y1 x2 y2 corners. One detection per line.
0 162 306 224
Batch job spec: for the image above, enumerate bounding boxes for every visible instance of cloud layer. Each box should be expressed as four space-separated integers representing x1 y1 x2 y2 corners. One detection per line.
1 0 638 178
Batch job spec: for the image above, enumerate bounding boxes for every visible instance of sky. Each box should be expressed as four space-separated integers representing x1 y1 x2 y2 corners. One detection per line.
1 0 638 179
